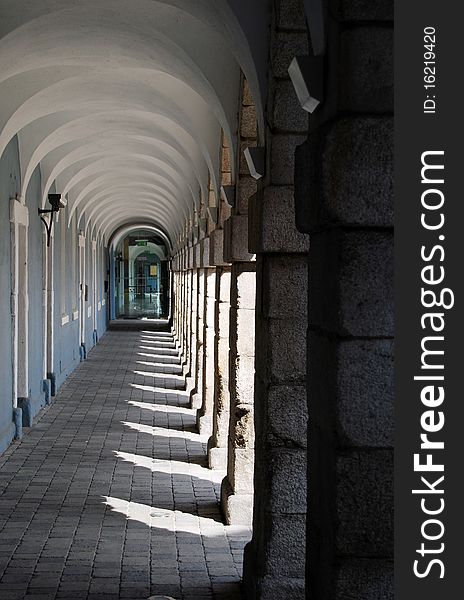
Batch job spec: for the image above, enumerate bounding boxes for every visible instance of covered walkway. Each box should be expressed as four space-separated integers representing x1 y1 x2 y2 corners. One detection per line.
0 1 394 598
0 329 249 600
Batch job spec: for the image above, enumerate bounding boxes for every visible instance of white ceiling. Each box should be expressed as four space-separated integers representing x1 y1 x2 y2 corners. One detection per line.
0 0 269 245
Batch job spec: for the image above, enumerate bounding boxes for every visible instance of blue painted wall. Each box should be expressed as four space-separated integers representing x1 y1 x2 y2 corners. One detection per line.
26 164 46 419
0 137 21 452
0 135 109 453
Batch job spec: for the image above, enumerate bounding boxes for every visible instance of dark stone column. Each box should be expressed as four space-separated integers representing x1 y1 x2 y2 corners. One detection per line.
293 1 394 598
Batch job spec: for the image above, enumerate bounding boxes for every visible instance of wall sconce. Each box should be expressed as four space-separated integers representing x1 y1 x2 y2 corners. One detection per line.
38 194 67 247
288 56 324 113
244 147 265 180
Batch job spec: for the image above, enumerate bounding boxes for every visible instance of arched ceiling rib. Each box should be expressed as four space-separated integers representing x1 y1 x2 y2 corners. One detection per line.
0 0 269 245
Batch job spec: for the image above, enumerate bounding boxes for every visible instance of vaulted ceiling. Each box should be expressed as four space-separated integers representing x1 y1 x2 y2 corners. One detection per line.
0 0 269 245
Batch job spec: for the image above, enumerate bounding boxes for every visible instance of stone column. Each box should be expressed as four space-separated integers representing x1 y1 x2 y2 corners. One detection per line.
183 267 192 377
191 249 205 410
207 266 231 469
293 1 394 598
243 0 310 596
173 260 180 338
187 263 198 400
196 265 216 435
180 257 188 362
221 263 256 526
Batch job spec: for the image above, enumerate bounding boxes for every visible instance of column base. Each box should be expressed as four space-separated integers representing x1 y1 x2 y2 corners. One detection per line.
47 371 56 396
185 375 195 394
207 441 227 470
196 411 212 437
43 379 51 406
220 476 253 526
190 392 202 409
13 408 23 440
17 397 33 428
243 542 305 600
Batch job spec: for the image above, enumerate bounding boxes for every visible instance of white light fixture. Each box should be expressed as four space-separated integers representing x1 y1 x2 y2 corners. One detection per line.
244 147 265 180
288 56 324 114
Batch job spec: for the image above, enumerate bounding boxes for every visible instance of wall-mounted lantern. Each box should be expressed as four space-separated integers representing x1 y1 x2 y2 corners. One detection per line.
288 56 324 114
38 194 67 247
244 147 265 180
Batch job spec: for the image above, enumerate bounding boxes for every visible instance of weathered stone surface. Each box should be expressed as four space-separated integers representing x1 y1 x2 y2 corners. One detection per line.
276 0 307 30
271 32 309 78
209 228 228 266
272 80 308 133
295 117 393 233
323 117 393 225
337 339 394 447
231 355 255 404
332 0 393 21
336 559 394 600
221 145 231 172
200 236 210 267
270 134 306 185
223 215 255 263
192 242 201 268
242 77 254 106
268 384 307 448
237 176 257 214
336 450 393 556
241 104 258 138
340 28 393 113
309 230 394 337
267 318 307 382
269 448 307 513
264 514 306 577
231 265 256 310
258 577 305 600
264 255 307 318
232 405 255 450
221 478 253 526
250 186 309 254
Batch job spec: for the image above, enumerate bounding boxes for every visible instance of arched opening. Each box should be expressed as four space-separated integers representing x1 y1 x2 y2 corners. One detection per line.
112 228 169 320
0 2 396 599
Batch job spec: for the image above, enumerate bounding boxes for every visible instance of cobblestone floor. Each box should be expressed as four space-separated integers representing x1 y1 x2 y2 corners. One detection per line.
0 329 250 600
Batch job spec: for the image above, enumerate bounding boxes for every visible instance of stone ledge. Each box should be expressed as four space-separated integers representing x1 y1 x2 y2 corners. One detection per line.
249 187 309 254
223 215 255 263
220 475 253 527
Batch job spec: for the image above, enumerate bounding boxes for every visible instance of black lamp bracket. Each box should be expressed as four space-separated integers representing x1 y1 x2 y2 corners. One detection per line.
38 208 56 247
38 194 66 247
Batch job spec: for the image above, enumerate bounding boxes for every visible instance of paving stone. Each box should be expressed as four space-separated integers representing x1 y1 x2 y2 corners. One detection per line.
0 330 250 599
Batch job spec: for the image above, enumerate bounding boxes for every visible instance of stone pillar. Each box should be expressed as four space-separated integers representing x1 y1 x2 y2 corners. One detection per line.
243 0 310 596
207 266 231 469
196 266 216 435
191 262 205 410
187 265 198 399
183 267 192 377
180 259 188 362
293 1 394 597
173 261 180 338
221 264 256 526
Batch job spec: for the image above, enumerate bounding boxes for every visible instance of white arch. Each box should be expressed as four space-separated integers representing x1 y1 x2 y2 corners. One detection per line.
0 0 267 246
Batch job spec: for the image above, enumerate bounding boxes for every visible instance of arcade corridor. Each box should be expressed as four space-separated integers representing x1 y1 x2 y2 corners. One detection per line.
0 328 249 600
0 1 394 598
